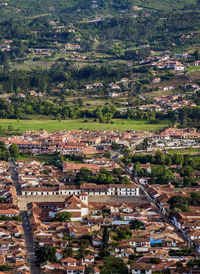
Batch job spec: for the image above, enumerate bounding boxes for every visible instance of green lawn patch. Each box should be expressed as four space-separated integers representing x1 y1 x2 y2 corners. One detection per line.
166 147 200 155
187 66 200 72
0 119 168 133
18 154 56 163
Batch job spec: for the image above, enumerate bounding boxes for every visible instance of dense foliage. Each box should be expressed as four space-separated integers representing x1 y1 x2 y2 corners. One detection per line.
53 211 72 222
35 246 57 264
100 256 128 274
76 167 131 185
169 192 200 212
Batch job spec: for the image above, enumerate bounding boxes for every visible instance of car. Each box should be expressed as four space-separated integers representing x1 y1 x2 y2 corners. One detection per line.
35 260 40 266
25 222 29 226
26 227 30 230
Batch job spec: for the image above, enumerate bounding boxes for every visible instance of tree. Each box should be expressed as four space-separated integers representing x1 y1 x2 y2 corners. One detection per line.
1 52 10 72
120 176 131 184
129 219 144 230
101 257 128 274
142 138 148 149
76 167 93 184
169 196 189 213
53 211 72 222
154 151 165 164
181 165 194 177
187 259 200 268
63 248 73 258
35 246 57 264
0 265 12 271
102 226 109 251
111 142 121 150
9 143 19 159
149 258 160 264
193 49 199 60
0 141 9 161
57 113 62 122
133 162 141 176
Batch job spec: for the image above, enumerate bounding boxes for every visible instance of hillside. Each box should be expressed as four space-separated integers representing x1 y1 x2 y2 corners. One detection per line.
0 0 199 21
135 0 198 9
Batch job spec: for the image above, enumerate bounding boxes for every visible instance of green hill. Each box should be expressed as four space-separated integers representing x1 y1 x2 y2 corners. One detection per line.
135 0 198 9
0 0 199 21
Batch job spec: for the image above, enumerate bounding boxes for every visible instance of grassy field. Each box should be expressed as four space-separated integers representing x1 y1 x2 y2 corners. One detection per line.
0 119 168 132
18 154 56 163
187 66 200 72
166 147 200 155
187 70 200 82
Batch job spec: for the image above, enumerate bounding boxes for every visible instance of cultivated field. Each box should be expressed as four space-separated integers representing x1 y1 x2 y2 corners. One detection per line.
0 119 168 132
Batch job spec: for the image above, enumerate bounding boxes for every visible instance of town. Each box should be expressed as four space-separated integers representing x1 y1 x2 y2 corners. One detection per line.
0 0 200 273
0 127 199 273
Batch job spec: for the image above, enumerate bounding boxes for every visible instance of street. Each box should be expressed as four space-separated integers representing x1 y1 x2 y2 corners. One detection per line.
21 211 40 274
10 161 40 274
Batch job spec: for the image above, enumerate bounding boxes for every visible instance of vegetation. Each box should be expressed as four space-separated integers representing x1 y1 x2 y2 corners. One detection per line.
187 259 200 268
129 219 145 230
169 192 200 213
100 256 128 274
0 265 12 271
169 247 193 256
0 198 9 203
113 227 132 241
76 167 131 185
0 141 9 161
9 143 19 159
53 212 72 222
35 246 57 265
0 215 22 222
121 150 200 187
0 119 168 133
0 2 199 129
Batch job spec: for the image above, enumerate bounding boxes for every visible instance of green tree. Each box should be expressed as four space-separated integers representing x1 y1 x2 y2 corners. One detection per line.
76 167 93 184
63 248 73 258
101 257 128 274
53 211 72 222
35 246 57 264
129 219 144 230
102 226 109 251
0 141 9 161
142 138 148 149
0 265 12 271
169 196 189 213
9 143 19 159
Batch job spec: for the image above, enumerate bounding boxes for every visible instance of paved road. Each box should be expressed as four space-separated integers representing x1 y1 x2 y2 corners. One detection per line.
20 211 40 274
10 161 21 195
10 161 40 274
21 211 40 274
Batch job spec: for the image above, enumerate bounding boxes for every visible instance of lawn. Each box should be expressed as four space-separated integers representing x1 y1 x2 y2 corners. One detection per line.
166 147 200 155
187 66 200 72
17 154 56 163
0 119 168 133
